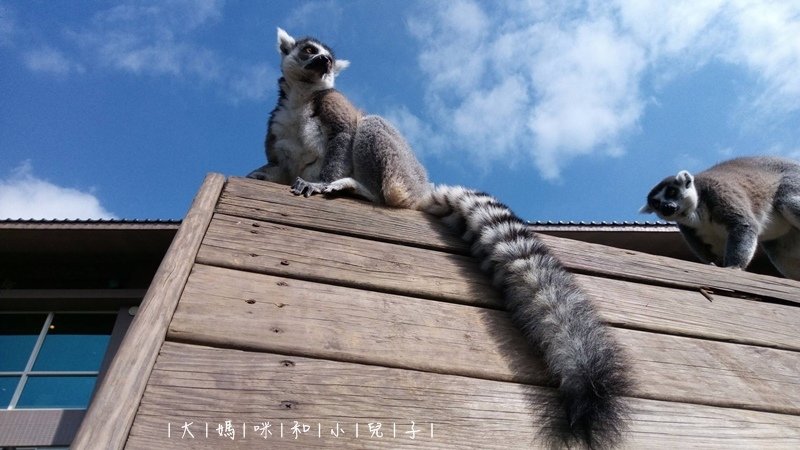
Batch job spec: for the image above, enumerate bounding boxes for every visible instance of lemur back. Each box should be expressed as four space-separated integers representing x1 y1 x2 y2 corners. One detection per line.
642 156 800 280
248 28 632 448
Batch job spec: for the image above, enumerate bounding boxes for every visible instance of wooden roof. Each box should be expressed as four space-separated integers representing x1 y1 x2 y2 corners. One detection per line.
74 174 800 448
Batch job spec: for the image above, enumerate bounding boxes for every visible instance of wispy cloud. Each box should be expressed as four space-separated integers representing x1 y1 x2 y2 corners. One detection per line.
228 63 278 103
23 46 85 75
7 0 273 102
722 0 800 114
284 0 343 37
404 0 800 179
68 0 225 81
0 162 116 220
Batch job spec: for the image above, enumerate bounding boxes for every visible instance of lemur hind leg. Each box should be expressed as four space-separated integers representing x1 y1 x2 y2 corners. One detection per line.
248 164 289 183
291 177 378 203
778 193 800 229
323 177 378 203
762 230 800 280
776 174 800 228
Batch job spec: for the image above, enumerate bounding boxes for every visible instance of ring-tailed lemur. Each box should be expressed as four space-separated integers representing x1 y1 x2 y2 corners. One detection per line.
641 156 800 280
248 28 631 448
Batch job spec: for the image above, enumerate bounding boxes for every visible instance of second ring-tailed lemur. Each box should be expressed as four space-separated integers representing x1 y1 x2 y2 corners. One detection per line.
641 156 800 280
248 28 631 448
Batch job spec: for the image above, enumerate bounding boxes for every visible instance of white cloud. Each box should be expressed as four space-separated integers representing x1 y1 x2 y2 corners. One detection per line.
23 46 85 75
284 0 343 37
526 18 645 178
0 162 116 220
70 0 225 82
229 63 278 103
404 0 800 180
408 0 489 96
10 0 268 102
722 0 800 114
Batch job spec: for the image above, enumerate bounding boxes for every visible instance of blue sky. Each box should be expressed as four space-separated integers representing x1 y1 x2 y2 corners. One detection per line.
1 0 799 222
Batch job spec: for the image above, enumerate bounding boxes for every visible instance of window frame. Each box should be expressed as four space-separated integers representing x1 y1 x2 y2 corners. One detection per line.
2 311 116 410
0 290 141 448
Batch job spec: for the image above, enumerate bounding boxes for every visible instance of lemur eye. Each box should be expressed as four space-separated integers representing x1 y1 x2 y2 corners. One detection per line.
666 187 678 197
303 46 317 55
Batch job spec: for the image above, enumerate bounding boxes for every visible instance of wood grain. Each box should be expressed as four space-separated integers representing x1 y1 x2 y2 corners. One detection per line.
170 265 800 415
538 233 800 305
125 342 800 449
219 177 468 253
196 213 501 307
578 274 800 351
220 178 800 304
72 173 226 450
170 264 543 384
198 211 800 351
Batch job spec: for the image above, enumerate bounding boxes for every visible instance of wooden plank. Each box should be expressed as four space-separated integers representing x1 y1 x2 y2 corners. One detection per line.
72 173 226 450
538 233 800 305
170 265 800 415
220 178 800 304
126 342 800 449
197 213 500 307
219 177 468 252
170 264 543 384
197 212 800 350
622 329 800 415
578 274 800 351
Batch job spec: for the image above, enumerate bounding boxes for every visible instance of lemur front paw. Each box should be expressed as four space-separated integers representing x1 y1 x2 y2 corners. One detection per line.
291 177 327 197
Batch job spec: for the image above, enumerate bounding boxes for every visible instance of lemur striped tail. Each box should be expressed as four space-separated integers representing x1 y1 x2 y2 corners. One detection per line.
421 185 631 448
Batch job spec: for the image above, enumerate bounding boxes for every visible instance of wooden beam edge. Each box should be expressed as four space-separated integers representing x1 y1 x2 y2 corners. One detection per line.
71 173 226 450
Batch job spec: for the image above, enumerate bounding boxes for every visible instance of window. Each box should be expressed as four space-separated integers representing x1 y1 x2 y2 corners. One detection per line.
0 312 117 410
0 305 136 448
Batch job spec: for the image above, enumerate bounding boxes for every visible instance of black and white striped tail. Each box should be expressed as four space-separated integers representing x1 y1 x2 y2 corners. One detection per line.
422 185 631 448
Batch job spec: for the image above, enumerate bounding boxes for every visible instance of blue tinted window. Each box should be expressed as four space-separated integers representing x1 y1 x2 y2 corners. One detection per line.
0 314 46 371
3 311 118 410
16 375 97 409
0 376 20 408
33 313 116 371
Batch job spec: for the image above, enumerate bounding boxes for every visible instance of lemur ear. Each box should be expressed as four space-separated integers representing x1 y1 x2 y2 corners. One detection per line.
639 204 655 214
675 170 694 188
333 59 350 74
277 27 295 55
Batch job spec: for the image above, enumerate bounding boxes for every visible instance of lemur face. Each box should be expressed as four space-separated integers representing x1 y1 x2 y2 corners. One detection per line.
641 170 699 221
276 27 349 89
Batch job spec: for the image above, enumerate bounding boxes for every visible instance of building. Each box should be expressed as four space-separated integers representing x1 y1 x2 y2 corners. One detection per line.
2 175 798 448
0 219 178 448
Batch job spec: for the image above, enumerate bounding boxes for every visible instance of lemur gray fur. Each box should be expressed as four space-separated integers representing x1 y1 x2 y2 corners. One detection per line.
642 156 800 280
248 28 631 448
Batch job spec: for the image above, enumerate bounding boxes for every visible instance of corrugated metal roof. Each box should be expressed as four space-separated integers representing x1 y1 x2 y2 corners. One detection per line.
1 218 677 231
0 218 181 230
528 221 678 232
0 218 181 224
